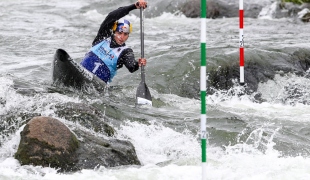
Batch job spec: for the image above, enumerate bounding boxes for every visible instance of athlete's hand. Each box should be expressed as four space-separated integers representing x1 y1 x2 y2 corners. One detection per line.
135 0 147 9
138 58 147 66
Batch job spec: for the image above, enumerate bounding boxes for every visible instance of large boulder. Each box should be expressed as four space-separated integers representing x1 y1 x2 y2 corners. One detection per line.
15 113 141 172
15 116 79 171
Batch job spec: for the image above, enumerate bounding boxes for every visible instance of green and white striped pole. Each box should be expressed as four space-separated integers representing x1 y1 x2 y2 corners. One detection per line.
200 0 207 179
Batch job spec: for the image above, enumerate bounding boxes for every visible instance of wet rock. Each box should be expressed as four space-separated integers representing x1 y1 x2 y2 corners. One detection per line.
15 116 79 172
178 0 263 18
301 12 310 22
179 0 222 18
206 49 310 94
74 130 141 169
14 115 141 172
179 0 200 18
298 8 310 22
270 2 310 21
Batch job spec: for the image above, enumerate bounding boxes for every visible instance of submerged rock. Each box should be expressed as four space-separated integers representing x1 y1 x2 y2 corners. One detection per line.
54 102 115 137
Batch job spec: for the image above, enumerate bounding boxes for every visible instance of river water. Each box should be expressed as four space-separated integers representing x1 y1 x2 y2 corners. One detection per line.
1 0 310 179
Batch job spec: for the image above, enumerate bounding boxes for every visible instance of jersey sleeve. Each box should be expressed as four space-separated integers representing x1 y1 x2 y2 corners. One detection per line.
117 48 139 73
92 4 137 46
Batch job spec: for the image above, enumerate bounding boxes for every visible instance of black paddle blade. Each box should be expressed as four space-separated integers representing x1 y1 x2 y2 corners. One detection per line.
136 81 152 106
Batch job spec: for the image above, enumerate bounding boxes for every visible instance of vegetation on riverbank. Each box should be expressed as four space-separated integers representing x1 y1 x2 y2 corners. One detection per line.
282 0 310 5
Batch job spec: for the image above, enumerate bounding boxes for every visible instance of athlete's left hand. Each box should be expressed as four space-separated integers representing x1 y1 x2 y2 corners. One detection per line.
138 58 147 66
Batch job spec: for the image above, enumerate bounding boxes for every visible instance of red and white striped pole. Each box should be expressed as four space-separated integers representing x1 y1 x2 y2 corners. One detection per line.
239 0 244 85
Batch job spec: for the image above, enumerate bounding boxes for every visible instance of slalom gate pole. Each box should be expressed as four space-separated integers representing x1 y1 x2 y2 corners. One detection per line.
200 0 207 179
239 0 244 85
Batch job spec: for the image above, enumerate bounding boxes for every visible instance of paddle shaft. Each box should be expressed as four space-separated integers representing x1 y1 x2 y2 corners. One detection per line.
140 8 145 83
135 7 152 106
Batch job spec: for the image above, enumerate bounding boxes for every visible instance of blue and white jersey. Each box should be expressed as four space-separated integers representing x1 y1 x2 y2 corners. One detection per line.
81 38 127 83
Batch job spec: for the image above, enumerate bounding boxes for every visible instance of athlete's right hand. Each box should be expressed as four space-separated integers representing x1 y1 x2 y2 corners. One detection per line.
138 58 147 66
135 0 147 9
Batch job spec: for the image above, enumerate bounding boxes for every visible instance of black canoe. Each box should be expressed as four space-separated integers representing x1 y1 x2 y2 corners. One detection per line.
52 49 106 91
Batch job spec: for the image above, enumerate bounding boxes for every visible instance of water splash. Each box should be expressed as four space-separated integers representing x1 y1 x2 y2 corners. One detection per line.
258 72 310 105
116 120 200 166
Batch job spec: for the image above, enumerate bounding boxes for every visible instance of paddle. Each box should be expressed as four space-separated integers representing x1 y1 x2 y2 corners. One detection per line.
136 8 152 106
